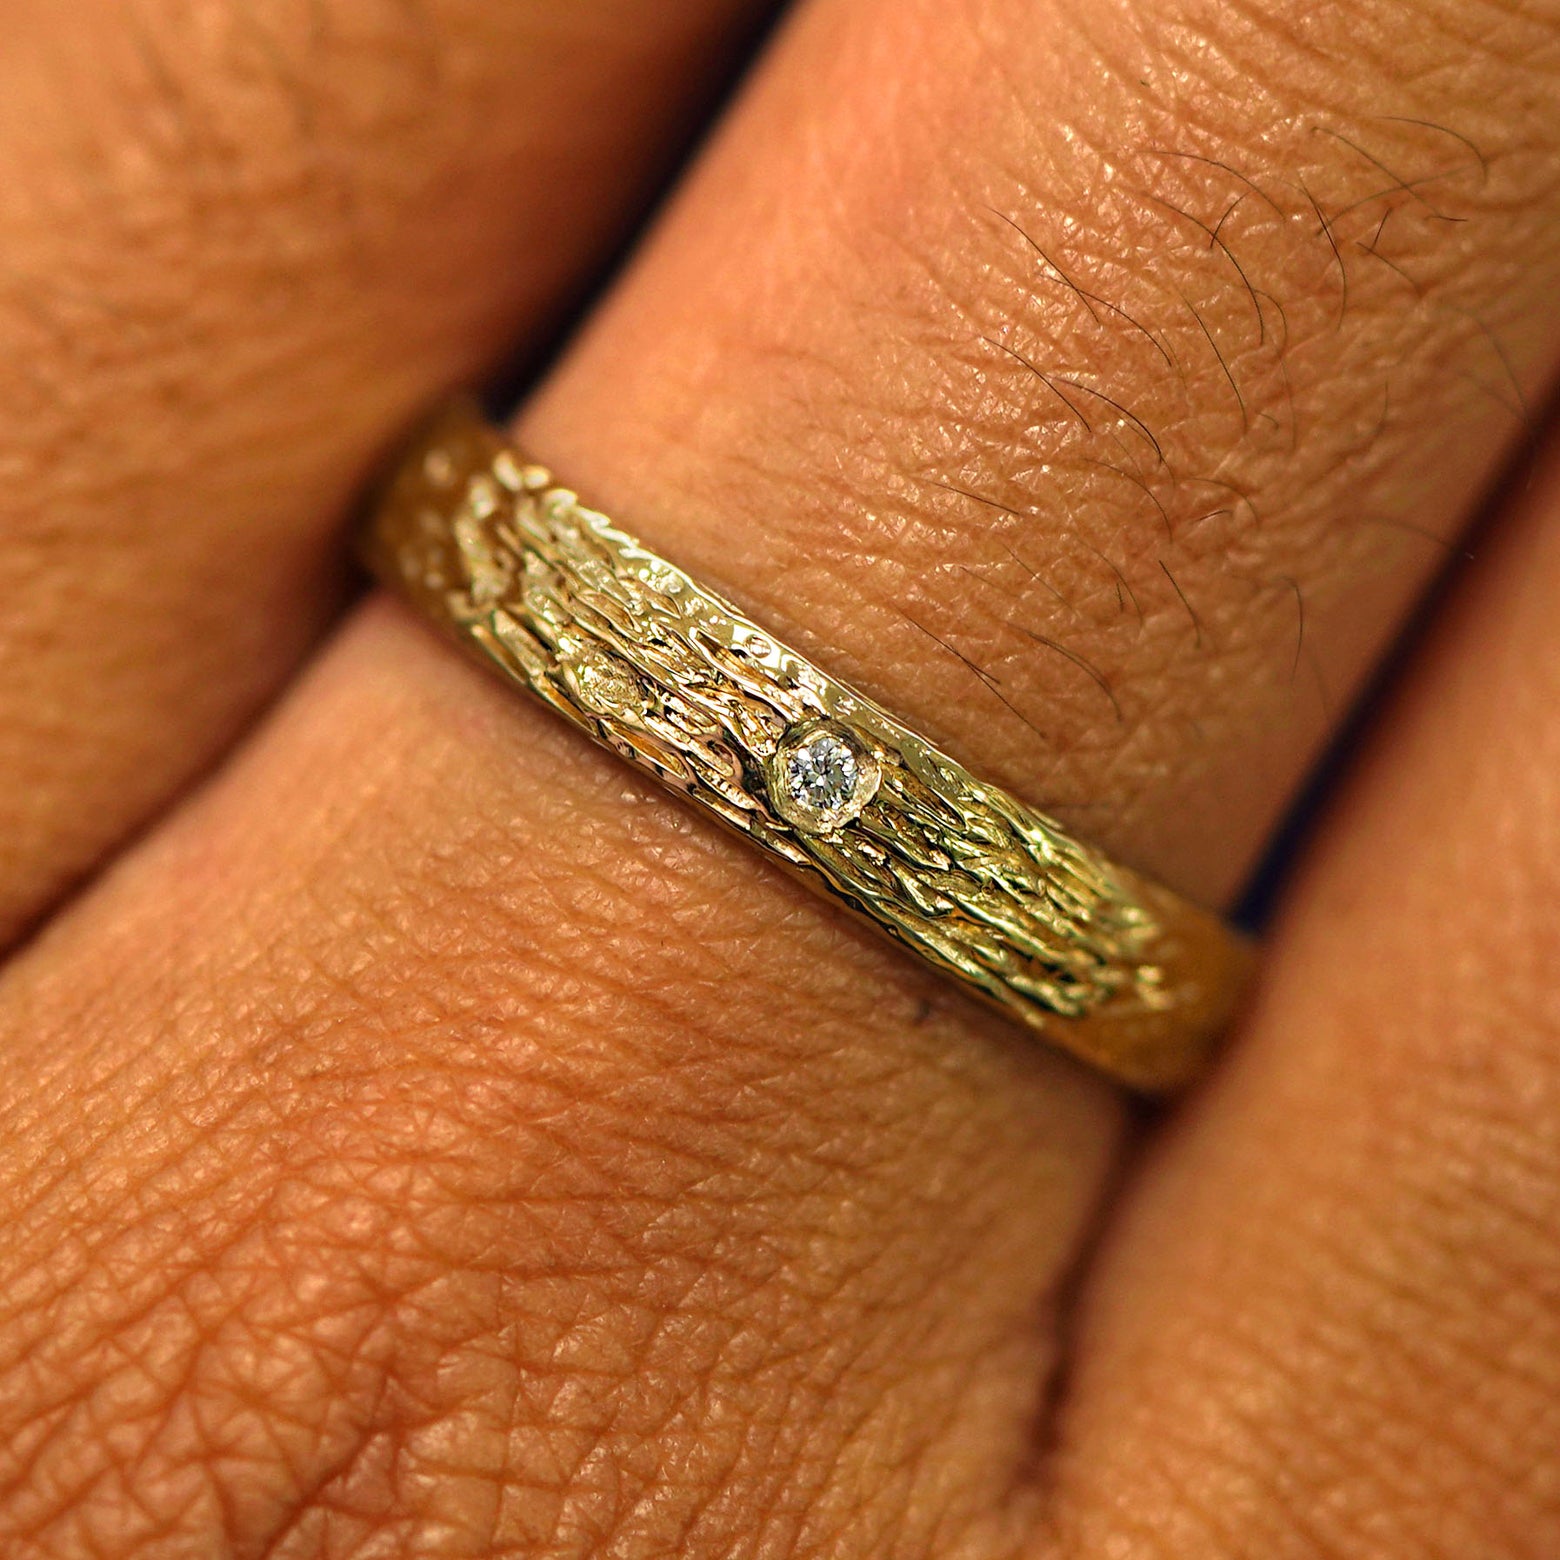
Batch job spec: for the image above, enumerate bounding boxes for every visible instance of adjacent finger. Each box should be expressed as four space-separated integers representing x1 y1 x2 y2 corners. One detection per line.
0 0 771 945
1045 418 1560 1556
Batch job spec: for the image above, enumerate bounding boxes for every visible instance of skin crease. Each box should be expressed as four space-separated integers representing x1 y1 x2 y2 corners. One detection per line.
0 0 772 947
0 0 1555 1557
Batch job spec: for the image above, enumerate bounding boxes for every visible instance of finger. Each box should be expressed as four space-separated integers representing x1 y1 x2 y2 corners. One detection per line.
523 0 1560 902
0 610 1122 1555
0 0 771 945
1046 422 1560 1555
2 0 1559 1554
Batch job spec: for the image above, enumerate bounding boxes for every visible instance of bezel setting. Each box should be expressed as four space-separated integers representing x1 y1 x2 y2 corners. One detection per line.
767 719 881 834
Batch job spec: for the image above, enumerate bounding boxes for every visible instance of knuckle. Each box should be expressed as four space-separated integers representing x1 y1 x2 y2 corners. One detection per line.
0 714 1043 1556
0 627 1097 1556
0 1058 710 1552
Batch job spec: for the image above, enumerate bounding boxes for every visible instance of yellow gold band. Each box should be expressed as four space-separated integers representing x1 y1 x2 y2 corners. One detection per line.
363 401 1252 1091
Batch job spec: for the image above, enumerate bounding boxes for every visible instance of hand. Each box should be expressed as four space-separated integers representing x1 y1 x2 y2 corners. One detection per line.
1 0 1558 1553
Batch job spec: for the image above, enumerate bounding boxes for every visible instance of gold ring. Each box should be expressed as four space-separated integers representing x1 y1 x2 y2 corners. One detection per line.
362 401 1252 1091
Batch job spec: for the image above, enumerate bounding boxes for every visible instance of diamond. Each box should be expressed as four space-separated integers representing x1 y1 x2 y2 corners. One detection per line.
769 721 880 832
785 734 859 811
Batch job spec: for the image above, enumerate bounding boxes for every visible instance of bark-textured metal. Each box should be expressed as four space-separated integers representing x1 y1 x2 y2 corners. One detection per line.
363 402 1250 1090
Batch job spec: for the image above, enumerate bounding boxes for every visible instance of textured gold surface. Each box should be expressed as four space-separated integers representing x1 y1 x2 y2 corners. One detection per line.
363 402 1251 1091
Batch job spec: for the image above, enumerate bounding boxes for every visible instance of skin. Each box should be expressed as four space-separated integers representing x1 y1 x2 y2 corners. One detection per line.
0 0 1557 1554
0 0 772 946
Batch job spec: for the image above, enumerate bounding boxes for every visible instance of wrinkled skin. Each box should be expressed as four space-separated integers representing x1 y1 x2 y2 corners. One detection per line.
0 0 1559 1555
